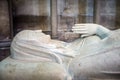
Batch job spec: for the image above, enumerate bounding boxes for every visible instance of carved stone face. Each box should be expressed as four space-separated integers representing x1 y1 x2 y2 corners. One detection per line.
14 30 51 44
10 30 65 62
33 30 51 43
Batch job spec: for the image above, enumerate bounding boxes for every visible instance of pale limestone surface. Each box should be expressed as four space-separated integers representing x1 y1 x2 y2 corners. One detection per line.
0 30 73 80
69 29 120 80
0 57 68 80
0 24 120 80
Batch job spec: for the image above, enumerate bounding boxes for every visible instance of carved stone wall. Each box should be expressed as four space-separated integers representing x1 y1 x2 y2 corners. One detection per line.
0 0 10 40
96 0 116 30
116 0 120 29
12 0 51 34
0 0 10 61
57 0 94 41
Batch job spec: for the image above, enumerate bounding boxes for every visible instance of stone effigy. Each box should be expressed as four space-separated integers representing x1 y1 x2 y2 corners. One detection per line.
0 24 120 80
70 24 120 80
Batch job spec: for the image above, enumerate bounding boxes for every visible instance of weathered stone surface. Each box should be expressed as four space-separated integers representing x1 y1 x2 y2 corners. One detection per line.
0 24 120 80
0 57 68 80
0 0 10 40
69 29 120 80
12 0 51 33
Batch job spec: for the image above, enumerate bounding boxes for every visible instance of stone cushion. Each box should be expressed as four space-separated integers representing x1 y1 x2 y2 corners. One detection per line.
0 57 68 80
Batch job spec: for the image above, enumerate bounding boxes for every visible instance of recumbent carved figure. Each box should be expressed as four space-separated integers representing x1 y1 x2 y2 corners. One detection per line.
0 24 120 80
